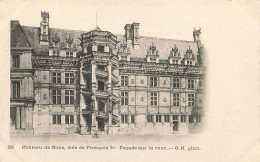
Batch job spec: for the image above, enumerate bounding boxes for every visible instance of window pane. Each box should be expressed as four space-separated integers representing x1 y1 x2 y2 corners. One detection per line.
65 96 69 104
70 96 74 104
65 78 69 83
53 115 56 124
131 115 135 123
57 96 61 104
70 78 74 84
65 115 69 124
70 115 74 124
58 115 61 124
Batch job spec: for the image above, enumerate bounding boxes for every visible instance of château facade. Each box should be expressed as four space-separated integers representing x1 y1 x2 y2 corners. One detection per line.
10 11 205 135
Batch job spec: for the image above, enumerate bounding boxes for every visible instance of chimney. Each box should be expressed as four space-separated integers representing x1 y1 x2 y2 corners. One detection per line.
124 24 131 42
131 22 140 49
40 11 50 45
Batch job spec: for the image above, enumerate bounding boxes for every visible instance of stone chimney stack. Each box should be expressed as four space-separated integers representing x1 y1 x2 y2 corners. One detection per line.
124 22 140 49
124 24 131 43
40 11 50 45
131 22 140 50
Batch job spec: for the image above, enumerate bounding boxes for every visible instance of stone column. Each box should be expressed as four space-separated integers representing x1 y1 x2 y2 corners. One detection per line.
161 115 165 124
91 60 97 133
20 106 26 129
128 114 131 125
106 57 112 132
49 105 52 125
74 111 77 125
79 61 87 134
28 107 33 129
25 107 28 129
169 115 173 124
16 106 20 129
107 61 112 94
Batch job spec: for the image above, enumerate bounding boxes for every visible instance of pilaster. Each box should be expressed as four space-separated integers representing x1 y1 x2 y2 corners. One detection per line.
16 106 20 129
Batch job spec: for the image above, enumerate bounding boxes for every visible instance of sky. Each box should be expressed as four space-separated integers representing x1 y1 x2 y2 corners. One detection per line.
1 0 211 41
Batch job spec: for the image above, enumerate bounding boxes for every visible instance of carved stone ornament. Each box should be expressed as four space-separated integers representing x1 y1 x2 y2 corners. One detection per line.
163 98 167 102
140 97 144 102
131 79 134 84
118 39 130 53
52 33 60 46
170 44 180 58
43 94 47 99
147 42 159 56
163 80 167 85
140 79 144 84
66 34 73 47
184 46 195 59
131 97 135 102
43 75 47 80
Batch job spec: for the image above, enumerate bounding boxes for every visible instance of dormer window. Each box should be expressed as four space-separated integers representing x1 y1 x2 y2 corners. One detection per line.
53 50 60 57
66 52 73 57
98 45 104 52
187 61 193 65
146 43 159 63
168 45 181 65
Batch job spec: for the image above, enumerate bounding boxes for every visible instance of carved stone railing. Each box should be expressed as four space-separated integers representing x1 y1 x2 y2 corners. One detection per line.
112 114 119 121
95 110 108 119
111 74 118 83
96 90 108 98
96 69 108 77
82 109 92 115
82 68 91 74
111 94 119 103
82 89 91 95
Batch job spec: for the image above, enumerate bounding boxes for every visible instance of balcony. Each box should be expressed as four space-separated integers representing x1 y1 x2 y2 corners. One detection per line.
82 68 91 74
82 109 92 115
112 74 119 83
95 110 108 119
82 88 91 96
96 90 108 98
111 94 120 103
96 69 108 77
112 114 119 122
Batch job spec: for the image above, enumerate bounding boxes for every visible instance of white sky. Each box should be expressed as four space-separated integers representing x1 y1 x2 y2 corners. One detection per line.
1 0 213 41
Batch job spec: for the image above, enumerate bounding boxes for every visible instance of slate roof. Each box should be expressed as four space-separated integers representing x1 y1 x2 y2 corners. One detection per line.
12 21 199 60
11 21 31 48
116 35 198 59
